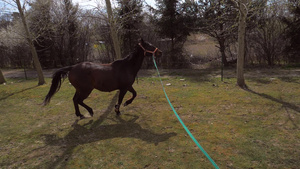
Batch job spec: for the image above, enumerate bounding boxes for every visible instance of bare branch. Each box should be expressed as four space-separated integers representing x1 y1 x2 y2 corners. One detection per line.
1 0 18 8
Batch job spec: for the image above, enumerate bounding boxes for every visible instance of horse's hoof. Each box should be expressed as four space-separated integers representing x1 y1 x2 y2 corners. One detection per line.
80 115 86 120
89 112 94 117
124 102 128 107
116 111 121 116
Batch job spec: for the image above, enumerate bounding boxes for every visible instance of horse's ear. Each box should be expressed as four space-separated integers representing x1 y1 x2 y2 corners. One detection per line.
139 38 145 45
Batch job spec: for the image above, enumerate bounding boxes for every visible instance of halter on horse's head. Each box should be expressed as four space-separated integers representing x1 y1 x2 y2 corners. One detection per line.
138 39 162 58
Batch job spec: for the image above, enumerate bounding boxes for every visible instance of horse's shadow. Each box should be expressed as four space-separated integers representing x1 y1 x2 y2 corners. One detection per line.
42 92 176 168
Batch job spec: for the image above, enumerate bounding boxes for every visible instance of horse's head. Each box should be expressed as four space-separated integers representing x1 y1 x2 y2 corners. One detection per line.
138 38 162 58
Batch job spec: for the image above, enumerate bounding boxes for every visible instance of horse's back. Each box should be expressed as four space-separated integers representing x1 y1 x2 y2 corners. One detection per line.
69 62 119 92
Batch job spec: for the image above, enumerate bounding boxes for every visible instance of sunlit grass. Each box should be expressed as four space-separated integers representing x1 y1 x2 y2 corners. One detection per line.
0 70 299 168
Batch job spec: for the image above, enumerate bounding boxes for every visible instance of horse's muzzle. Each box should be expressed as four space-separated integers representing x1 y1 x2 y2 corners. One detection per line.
155 49 163 58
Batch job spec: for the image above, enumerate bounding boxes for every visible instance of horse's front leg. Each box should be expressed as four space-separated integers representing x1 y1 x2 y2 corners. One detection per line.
115 89 127 116
124 86 136 106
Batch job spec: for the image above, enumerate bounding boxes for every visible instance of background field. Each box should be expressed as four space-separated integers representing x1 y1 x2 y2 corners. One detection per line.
0 68 299 168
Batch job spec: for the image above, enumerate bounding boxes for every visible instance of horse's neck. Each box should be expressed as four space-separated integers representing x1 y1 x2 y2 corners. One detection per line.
129 51 144 76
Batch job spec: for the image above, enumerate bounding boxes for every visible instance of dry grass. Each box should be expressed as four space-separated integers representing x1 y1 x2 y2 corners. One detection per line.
0 69 299 168
184 34 220 67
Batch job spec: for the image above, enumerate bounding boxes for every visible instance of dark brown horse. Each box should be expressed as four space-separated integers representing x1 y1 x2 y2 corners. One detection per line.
43 39 162 119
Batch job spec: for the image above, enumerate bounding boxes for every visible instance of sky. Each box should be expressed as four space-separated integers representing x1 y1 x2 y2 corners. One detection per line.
0 1 17 13
72 0 157 9
0 0 157 14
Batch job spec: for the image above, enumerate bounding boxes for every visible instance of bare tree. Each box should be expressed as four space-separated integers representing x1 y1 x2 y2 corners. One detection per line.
235 0 248 88
15 0 45 85
104 0 121 59
0 69 5 84
248 0 287 66
191 0 239 67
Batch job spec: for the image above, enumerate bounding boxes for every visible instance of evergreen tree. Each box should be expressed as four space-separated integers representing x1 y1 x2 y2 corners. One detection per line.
154 0 191 67
117 0 143 55
156 0 190 48
62 0 80 65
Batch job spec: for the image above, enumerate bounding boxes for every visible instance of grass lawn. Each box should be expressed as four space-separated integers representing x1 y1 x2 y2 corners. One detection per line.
0 69 299 168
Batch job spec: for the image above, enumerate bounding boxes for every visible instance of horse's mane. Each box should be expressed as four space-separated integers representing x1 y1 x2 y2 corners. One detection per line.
113 45 140 63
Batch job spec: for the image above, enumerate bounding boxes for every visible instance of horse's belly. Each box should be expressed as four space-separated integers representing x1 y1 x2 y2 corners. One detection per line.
94 75 119 92
85 64 135 92
95 82 118 92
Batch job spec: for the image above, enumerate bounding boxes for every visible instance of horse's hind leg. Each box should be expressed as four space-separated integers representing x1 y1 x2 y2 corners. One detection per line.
124 86 136 106
73 92 84 119
78 100 94 117
115 89 127 116
73 90 94 119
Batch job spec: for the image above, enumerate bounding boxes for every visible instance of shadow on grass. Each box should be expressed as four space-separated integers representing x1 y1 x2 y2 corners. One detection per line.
245 88 300 113
246 88 299 129
0 85 38 101
245 88 300 128
245 88 300 114
42 92 176 169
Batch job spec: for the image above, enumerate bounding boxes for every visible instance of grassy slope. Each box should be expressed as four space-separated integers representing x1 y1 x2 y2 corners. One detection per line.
0 69 299 168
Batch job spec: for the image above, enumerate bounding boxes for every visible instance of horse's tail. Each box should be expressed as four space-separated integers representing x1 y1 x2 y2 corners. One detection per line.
43 66 73 106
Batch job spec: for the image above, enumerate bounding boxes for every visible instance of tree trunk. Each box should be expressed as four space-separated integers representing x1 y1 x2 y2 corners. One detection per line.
16 0 45 85
219 38 228 67
105 0 121 59
0 69 5 84
236 0 247 88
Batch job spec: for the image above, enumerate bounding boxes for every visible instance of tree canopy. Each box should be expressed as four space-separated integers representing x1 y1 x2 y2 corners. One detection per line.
0 0 299 69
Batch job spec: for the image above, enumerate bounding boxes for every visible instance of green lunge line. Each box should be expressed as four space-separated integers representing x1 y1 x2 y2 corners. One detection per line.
152 56 220 169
